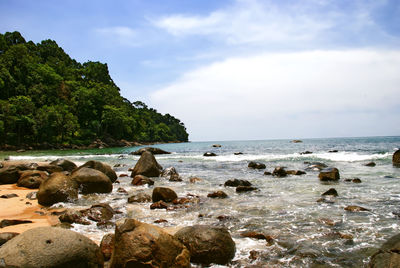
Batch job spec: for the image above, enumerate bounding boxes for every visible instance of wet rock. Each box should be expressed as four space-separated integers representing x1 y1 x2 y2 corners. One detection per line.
286 170 306 175
110 219 190 268
305 162 328 171
263 171 272 175
154 219 168 224
131 174 154 186
0 166 21 184
116 187 128 194
0 219 33 228
84 203 115 222
216 215 234 222
0 232 19 246
393 149 400 167
130 151 163 177
272 167 287 177
318 167 340 181
344 205 370 212
100 233 114 261
323 232 353 240
0 227 103 267
292 140 303 143
0 193 18 199
317 196 335 204
322 188 338 197
236 186 258 192
234 152 243 155
17 170 48 189
58 209 91 225
369 233 400 267
130 147 171 155
174 225 236 265
248 161 266 169
128 192 152 203
365 162 376 167
37 172 78 206
240 231 274 244
224 179 252 187
207 191 228 198
161 166 179 177
150 200 169 209
25 191 37 200
49 158 77 172
119 173 128 177
36 164 64 174
70 167 113 194
212 144 222 147
352 178 362 183
79 160 117 183
189 177 202 183
204 152 217 157
169 173 182 182
300 151 313 155
318 218 341 226
152 187 178 202
329 150 338 153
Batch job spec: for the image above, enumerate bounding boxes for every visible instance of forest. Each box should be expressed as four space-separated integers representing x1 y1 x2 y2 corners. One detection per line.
0 31 189 148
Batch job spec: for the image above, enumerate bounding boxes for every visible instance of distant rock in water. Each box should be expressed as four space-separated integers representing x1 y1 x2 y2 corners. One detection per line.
224 179 251 187
130 147 171 155
369 233 400 267
272 167 287 177
364 162 376 167
300 151 313 155
248 162 266 169
204 152 217 157
305 162 328 171
393 149 400 167
344 205 370 212
212 144 222 147
234 152 243 155
328 150 338 153
318 167 340 181
322 188 338 197
292 140 303 143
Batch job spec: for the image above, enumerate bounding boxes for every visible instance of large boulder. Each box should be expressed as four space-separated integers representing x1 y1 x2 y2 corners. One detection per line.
393 150 400 167
70 167 113 194
369 233 400 267
130 151 163 177
152 187 178 202
0 166 21 184
17 170 48 189
174 225 236 265
37 172 78 206
131 147 171 155
0 227 103 267
109 219 190 268
79 160 117 183
50 158 77 172
318 167 340 181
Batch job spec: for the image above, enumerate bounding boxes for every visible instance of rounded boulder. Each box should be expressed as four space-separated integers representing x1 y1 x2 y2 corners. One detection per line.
393 150 400 167
152 187 178 202
17 170 48 189
70 167 113 194
130 151 163 177
79 160 117 183
37 172 78 206
50 158 77 172
318 167 340 181
0 227 103 267
174 225 236 265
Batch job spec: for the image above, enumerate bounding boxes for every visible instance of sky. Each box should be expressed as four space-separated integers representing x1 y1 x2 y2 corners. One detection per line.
1 0 399 141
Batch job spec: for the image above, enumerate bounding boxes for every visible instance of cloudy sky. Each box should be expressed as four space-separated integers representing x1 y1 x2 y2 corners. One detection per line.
1 0 399 141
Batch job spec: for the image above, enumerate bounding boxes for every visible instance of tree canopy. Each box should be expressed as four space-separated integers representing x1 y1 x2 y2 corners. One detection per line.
0 31 189 147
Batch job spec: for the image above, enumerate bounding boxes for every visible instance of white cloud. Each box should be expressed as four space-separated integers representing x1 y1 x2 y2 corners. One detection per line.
150 50 400 141
95 26 139 46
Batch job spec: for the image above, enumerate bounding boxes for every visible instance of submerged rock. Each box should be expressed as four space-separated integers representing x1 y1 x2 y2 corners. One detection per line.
207 191 228 198
365 162 376 167
286 170 306 175
174 225 236 265
318 167 340 181
110 219 190 268
344 205 370 212
0 227 103 267
130 151 163 177
369 233 400 267
236 186 258 192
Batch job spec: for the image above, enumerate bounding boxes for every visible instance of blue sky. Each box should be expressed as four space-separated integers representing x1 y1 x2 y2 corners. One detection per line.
1 0 399 141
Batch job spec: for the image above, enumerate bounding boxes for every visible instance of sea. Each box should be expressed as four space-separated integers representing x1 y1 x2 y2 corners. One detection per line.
4 136 400 267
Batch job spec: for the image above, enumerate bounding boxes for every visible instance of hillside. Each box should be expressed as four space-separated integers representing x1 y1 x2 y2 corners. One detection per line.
0 31 189 149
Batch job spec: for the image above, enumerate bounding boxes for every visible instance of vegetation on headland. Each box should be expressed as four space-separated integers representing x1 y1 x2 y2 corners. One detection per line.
0 31 189 149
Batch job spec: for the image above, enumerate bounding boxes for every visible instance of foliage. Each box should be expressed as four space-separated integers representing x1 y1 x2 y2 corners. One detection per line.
0 31 189 146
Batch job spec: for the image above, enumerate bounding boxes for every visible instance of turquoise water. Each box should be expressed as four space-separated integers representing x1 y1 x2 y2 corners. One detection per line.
5 136 400 267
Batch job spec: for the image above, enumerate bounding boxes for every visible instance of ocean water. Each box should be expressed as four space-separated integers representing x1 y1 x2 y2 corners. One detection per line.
5 136 400 267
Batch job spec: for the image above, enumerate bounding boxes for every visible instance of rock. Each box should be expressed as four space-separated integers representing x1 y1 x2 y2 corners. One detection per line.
344 205 370 212
234 152 243 155
70 167 113 194
174 225 236 265
393 150 400 167
224 179 251 187
26 191 37 200
84 203 115 222
0 166 21 184
0 227 103 267
305 162 328 171
36 164 64 174
0 194 18 199
287 170 306 175
37 172 78 206
272 167 287 177
0 219 33 228
318 167 340 181
300 151 313 155
292 140 303 143
110 219 190 268
236 186 258 192
322 188 338 197
116 187 128 194
127 192 152 203
352 178 362 183
0 232 19 246
207 191 228 198
161 166 179 177
189 177 202 183
169 174 182 182
369 233 400 267
17 170 48 189
152 187 178 202
130 147 171 155
204 152 217 157
79 160 117 183
58 209 91 225
212 144 222 147
240 231 274 243
150 200 169 209
100 233 114 261
131 175 154 186
50 158 77 172
263 171 272 175
130 151 163 177
365 162 376 167
328 150 338 153
248 161 266 169
154 219 168 224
